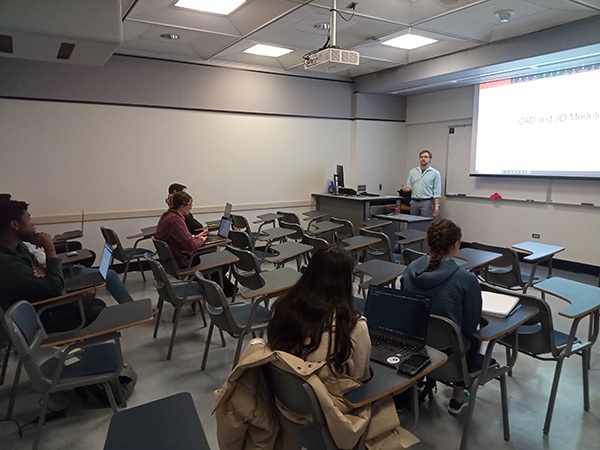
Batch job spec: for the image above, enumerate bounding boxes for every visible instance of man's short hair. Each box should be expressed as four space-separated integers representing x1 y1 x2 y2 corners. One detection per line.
168 183 187 194
0 200 29 234
419 150 432 159
0 193 11 202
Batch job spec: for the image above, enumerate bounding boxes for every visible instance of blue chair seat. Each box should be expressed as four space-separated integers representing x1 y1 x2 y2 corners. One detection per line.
171 282 203 300
230 304 271 328
40 342 121 379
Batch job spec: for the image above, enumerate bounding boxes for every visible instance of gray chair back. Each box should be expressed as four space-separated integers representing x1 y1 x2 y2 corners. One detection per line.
279 221 304 241
145 254 184 307
196 275 239 335
301 233 329 256
403 248 426 265
264 363 349 450
471 242 526 289
230 214 252 233
152 238 183 278
3 301 50 393
276 211 301 226
426 314 475 385
229 229 253 250
100 226 127 262
360 228 395 263
226 245 265 290
330 217 355 243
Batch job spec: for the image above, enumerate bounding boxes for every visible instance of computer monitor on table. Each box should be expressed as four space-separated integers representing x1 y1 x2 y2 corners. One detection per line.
335 164 345 189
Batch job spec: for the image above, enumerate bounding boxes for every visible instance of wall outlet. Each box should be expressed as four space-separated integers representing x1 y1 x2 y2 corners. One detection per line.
532 233 540 239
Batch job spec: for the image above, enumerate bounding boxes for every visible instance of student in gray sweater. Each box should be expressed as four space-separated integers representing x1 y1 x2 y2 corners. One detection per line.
402 219 482 415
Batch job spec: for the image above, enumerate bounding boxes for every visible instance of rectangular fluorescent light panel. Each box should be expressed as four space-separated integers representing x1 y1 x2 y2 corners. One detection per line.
175 0 246 15
244 44 293 57
382 33 437 50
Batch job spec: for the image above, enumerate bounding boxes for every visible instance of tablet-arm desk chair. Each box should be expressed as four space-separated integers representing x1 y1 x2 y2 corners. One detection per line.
426 314 509 450
101 226 153 284
330 217 355 244
264 363 366 450
4 301 123 450
482 281 597 435
196 275 270 370
359 228 401 263
471 242 531 291
145 254 207 361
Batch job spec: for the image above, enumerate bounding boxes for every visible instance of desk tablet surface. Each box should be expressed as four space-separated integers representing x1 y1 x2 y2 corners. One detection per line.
104 392 210 450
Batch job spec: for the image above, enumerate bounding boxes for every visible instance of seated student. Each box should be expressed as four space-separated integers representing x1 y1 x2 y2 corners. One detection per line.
214 245 419 449
268 244 371 381
401 218 482 415
0 200 134 333
165 183 204 235
155 192 209 269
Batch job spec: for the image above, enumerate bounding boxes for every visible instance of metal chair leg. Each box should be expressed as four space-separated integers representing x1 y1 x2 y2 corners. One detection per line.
152 299 164 338
0 341 11 386
201 323 215 370
166 305 183 360
543 354 566 435
500 373 510 441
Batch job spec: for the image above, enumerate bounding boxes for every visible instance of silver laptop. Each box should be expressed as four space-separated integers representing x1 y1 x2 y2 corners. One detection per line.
64 243 112 292
364 285 432 367
205 216 232 244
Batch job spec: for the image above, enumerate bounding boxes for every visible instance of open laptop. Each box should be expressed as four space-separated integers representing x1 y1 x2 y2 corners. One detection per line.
364 285 432 367
206 202 233 228
204 216 232 245
64 242 112 292
53 210 84 242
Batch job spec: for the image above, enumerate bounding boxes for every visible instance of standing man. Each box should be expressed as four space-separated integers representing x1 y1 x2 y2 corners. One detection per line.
401 150 442 217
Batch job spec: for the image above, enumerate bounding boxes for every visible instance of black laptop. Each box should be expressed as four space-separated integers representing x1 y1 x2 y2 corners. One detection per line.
205 216 232 244
364 285 432 367
64 243 112 292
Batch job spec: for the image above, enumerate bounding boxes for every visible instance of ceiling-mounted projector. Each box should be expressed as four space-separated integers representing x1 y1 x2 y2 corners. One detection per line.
304 48 360 72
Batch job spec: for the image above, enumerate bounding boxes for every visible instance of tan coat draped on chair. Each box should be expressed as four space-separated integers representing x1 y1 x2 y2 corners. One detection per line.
214 338 419 450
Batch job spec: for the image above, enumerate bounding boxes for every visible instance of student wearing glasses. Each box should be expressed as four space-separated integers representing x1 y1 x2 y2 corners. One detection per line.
155 192 209 269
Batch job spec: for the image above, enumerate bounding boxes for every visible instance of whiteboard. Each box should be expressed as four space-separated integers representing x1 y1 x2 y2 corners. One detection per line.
445 125 548 202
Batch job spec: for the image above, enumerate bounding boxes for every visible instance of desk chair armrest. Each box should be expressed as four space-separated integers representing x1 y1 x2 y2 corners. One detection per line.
31 287 98 307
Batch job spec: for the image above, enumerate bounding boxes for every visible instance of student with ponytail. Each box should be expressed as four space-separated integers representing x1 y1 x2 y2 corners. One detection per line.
401 219 482 415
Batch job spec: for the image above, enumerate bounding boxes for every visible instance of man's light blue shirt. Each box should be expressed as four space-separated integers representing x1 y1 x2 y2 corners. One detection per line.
406 165 442 199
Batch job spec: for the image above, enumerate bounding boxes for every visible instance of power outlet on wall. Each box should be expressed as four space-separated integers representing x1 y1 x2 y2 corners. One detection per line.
532 233 540 239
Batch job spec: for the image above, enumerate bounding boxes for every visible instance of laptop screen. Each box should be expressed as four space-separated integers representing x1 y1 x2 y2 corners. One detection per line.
218 216 232 238
223 202 233 218
99 243 113 279
364 285 432 346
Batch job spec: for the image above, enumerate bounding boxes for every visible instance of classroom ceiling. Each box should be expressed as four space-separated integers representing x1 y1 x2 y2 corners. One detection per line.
2 0 600 94
117 0 600 82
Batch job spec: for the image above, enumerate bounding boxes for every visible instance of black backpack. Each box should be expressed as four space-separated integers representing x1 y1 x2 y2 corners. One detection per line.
76 362 137 408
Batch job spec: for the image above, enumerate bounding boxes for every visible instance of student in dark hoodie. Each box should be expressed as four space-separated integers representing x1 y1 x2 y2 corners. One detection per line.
401 218 482 415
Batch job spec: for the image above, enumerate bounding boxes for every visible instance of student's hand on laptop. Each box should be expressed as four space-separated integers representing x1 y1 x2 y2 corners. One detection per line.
195 231 209 239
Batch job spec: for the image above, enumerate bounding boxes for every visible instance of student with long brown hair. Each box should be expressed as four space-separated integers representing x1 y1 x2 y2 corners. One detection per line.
268 244 371 381
401 219 482 415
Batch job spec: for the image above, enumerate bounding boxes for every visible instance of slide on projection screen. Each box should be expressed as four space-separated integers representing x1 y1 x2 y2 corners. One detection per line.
471 64 600 179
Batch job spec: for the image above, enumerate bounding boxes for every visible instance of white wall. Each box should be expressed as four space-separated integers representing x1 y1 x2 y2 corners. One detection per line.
405 87 600 266
0 56 407 259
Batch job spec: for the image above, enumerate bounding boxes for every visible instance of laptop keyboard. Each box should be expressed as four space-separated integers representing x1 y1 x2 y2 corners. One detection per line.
65 271 104 292
371 333 419 358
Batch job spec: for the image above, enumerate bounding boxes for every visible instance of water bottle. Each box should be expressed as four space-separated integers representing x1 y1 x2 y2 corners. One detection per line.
327 179 335 194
